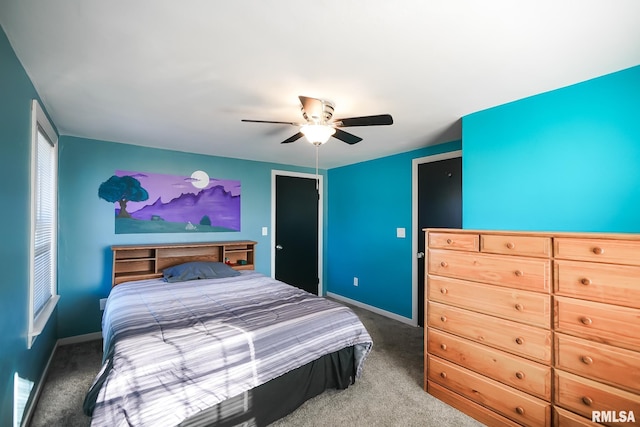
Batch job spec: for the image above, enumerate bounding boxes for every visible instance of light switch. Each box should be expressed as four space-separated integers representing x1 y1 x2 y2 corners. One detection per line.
262 227 268 236
397 227 406 238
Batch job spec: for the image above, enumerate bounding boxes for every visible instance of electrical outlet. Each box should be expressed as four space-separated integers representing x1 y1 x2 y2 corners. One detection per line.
99 298 108 311
353 277 359 287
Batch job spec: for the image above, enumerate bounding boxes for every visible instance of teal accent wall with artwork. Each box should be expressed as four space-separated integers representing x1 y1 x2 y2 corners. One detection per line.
462 65 640 232
326 140 462 319
57 136 322 338
0 27 58 427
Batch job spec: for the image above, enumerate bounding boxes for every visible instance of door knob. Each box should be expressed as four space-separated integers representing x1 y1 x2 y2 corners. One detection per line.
275 244 283 250
417 252 425 259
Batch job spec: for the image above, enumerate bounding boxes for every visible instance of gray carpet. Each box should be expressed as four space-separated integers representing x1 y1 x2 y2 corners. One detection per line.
30 304 484 427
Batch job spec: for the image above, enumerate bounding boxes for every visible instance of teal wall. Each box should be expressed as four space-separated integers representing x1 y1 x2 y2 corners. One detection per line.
463 65 640 232
0 27 58 426
326 141 462 318
57 136 322 338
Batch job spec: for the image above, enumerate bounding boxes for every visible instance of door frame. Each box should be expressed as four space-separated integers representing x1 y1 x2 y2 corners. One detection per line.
271 169 324 296
411 150 462 325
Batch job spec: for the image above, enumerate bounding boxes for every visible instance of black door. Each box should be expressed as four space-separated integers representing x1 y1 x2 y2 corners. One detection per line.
275 175 319 294
417 157 462 326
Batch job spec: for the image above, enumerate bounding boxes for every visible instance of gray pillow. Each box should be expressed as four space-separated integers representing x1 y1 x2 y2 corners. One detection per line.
163 261 240 283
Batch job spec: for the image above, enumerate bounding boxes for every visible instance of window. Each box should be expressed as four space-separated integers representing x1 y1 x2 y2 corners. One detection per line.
28 99 59 349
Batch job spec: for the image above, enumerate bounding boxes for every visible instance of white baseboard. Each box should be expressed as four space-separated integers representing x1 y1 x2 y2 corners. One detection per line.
326 292 417 326
21 331 103 427
57 331 103 346
19 343 56 427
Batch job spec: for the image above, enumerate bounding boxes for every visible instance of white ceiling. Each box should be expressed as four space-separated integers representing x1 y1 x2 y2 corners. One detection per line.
1 1 639 169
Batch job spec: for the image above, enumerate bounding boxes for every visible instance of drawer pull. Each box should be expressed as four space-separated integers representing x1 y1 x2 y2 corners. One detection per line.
440 343 447 351
514 270 523 277
580 278 592 286
440 372 447 379
515 371 525 380
440 261 448 268
581 355 593 365
446 239 452 244
440 316 447 322
506 242 515 249
515 337 524 345
580 316 593 326
514 303 524 311
582 396 593 406
515 406 525 416
440 288 448 294
592 247 604 255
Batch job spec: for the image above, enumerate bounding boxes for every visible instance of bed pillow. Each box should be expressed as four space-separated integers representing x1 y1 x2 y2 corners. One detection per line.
163 261 240 283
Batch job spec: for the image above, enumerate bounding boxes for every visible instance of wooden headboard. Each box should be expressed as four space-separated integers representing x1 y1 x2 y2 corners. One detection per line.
111 241 257 286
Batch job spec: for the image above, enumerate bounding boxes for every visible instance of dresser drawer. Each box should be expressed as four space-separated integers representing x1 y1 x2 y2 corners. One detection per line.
554 369 640 423
428 231 479 252
555 296 640 352
428 275 551 328
428 329 551 399
429 356 551 427
554 260 640 309
481 234 552 258
555 333 640 394
428 381 522 427
428 301 552 363
428 249 551 292
554 406 599 426
555 237 640 266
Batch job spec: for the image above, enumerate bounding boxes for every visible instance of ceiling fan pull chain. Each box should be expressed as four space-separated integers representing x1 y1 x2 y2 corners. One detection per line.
315 144 319 190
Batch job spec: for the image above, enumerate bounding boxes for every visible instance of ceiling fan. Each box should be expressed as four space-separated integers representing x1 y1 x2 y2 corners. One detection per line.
241 96 393 146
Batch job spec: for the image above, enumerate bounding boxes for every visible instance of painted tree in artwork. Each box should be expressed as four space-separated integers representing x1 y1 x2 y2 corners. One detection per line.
98 175 149 218
200 215 212 226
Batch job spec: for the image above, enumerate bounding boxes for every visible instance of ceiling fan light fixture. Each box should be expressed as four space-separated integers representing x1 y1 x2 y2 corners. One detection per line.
300 124 336 146
242 95 393 146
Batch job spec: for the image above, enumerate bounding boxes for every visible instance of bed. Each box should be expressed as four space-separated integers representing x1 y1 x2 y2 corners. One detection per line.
83 243 373 427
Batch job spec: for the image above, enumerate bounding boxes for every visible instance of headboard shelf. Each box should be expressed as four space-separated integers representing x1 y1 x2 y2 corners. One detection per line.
111 240 257 286
114 248 154 260
114 271 163 283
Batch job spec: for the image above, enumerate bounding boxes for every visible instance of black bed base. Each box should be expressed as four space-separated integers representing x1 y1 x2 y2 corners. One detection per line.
179 346 356 427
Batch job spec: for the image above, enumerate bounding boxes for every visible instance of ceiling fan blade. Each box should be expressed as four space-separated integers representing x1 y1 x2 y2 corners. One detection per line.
280 132 304 144
335 114 393 127
298 96 324 117
333 128 363 145
241 119 298 125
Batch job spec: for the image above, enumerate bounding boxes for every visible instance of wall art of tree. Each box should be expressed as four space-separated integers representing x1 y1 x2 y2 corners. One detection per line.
98 175 149 218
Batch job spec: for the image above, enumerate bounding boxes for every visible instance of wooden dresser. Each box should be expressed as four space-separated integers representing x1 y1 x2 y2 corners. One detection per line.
424 229 640 426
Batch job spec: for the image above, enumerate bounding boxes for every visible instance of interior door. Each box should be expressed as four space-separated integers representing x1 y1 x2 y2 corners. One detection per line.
417 156 462 326
275 174 319 294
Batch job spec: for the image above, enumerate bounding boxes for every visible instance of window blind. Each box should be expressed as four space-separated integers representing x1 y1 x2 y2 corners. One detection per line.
29 99 58 348
33 127 56 318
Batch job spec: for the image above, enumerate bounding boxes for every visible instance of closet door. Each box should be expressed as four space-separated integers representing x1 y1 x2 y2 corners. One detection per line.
417 156 462 325
275 174 319 294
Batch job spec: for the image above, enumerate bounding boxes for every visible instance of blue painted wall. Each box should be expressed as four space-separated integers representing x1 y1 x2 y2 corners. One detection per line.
57 136 322 338
463 65 640 232
0 28 58 426
326 141 462 319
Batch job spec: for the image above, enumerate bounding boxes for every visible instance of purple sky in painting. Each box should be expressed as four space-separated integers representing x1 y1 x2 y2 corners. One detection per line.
115 170 241 213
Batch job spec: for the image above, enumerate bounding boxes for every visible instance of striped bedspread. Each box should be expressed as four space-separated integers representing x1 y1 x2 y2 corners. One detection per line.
84 271 373 427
